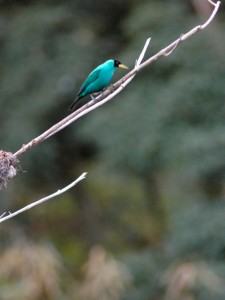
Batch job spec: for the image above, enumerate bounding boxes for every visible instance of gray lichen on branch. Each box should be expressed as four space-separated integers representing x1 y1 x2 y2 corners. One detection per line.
0 150 18 188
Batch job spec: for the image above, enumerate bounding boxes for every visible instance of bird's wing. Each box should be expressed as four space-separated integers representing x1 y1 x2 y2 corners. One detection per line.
77 68 102 97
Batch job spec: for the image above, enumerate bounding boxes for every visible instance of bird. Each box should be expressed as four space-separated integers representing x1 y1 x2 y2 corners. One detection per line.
69 59 128 111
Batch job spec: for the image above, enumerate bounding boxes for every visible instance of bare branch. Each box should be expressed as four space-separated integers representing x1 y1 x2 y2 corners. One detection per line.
0 172 87 223
0 0 217 189
136 0 220 72
12 1 220 161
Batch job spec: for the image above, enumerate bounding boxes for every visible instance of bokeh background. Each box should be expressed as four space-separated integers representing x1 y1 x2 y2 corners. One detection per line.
1 0 225 299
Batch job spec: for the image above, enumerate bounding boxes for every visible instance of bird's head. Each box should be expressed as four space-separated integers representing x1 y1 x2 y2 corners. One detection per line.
113 60 128 70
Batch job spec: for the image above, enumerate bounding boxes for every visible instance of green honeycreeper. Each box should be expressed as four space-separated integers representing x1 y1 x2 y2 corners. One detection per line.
69 59 128 111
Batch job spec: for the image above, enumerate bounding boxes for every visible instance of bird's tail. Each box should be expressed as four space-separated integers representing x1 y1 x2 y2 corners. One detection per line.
68 98 79 112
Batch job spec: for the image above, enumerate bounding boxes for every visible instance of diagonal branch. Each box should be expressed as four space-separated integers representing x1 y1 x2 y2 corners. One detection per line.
0 172 87 223
13 0 220 160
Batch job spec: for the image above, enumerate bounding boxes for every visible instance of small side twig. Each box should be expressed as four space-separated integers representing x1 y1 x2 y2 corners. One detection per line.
0 172 87 223
164 35 183 56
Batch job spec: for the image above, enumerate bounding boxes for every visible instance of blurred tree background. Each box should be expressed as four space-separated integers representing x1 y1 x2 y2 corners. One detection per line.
0 0 225 299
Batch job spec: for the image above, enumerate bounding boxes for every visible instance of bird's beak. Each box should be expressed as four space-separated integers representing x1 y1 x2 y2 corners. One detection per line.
118 64 128 69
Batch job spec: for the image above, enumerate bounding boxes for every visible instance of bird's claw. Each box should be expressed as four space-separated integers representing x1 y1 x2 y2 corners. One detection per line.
91 94 97 103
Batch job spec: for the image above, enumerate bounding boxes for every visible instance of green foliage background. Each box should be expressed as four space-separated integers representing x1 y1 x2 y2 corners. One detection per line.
0 0 225 299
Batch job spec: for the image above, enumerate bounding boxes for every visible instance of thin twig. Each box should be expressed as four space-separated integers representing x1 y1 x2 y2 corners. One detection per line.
0 172 87 223
0 212 7 218
136 38 151 65
202 0 220 28
136 0 220 72
13 0 221 160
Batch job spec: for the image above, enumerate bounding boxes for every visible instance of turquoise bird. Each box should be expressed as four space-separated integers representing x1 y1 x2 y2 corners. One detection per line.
69 59 128 111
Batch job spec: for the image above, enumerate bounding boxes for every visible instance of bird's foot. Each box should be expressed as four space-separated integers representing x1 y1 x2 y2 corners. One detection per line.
91 94 97 102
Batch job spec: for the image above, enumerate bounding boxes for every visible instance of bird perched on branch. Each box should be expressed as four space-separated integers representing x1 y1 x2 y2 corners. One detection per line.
69 59 128 111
